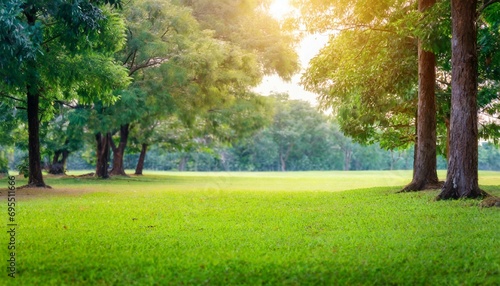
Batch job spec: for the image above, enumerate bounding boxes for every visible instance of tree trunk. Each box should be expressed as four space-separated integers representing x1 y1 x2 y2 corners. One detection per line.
21 4 47 188
61 150 69 171
390 150 395 171
26 85 48 187
178 155 187 171
95 132 111 178
444 115 450 160
401 0 440 192
135 143 148 175
343 147 352 171
109 124 130 176
438 0 486 199
48 149 70 175
279 144 293 172
52 151 61 166
280 153 286 172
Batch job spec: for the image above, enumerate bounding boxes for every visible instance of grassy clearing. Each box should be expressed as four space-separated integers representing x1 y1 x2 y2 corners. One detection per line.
2 171 500 285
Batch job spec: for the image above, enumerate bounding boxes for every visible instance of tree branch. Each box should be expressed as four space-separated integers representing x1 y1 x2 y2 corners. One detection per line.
128 49 138 72
128 57 170 76
478 0 500 16
123 48 136 66
160 25 172 40
0 93 25 103
109 133 117 152
42 33 62 45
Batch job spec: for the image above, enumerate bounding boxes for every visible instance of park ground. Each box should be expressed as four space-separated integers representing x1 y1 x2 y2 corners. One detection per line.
1 170 499 285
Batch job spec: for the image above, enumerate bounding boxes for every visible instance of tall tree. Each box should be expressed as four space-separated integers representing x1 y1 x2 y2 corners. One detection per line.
92 0 298 177
298 0 500 187
437 0 485 199
0 0 129 187
402 0 441 191
88 0 196 177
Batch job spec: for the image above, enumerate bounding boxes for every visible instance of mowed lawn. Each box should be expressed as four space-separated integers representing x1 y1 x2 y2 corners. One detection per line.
2 171 500 285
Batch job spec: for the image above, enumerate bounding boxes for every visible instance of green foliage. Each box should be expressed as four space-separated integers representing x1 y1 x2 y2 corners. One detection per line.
414 0 451 55
136 96 412 172
98 0 268 163
10 171 500 284
0 0 129 91
298 0 500 149
180 0 299 80
0 148 9 174
0 102 19 146
0 0 130 180
2 1 129 99
477 3 500 141
16 155 29 177
479 142 500 170
41 105 89 161
299 1 418 150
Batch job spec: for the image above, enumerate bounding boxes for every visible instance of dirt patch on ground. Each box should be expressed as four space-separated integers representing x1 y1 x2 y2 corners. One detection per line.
69 173 96 178
0 186 97 200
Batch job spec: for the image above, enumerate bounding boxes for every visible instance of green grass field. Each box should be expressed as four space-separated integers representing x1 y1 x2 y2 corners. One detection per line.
2 171 500 285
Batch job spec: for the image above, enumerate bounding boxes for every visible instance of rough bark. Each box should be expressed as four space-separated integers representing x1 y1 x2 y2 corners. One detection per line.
134 143 148 175
26 85 48 187
24 8 48 188
437 0 486 199
444 115 450 160
95 132 111 178
110 124 130 176
401 0 440 192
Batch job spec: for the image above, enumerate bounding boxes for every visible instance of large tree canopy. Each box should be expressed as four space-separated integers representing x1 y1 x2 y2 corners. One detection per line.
180 0 300 80
85 0 296 177
0 0 130 186
298 0 500 154
298 0 419 150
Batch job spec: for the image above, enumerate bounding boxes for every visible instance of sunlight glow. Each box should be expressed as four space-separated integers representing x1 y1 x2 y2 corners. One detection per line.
269 0 293 20
254 0 330 105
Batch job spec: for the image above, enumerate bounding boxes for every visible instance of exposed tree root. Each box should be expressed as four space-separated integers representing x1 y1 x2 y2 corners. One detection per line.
436 186 489 201
18 183 52 189
398 180 444 193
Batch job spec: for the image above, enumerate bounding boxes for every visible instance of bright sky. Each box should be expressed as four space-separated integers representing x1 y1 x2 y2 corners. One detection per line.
253 0 329 105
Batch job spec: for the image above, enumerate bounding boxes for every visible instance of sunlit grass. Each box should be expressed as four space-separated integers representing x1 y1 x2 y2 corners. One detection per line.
3 171 500 285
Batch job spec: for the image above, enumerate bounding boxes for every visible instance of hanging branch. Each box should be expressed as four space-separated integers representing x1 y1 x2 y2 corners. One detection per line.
478 0 500 16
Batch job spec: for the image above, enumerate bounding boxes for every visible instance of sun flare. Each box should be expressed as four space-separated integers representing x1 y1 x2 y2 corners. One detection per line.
269 0 293 20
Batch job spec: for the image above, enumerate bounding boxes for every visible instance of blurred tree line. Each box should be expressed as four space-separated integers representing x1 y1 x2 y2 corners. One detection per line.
12 93 500 173
4 92 500 173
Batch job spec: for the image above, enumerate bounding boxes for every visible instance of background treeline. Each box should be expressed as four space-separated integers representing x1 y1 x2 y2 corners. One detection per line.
5 94 500 173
